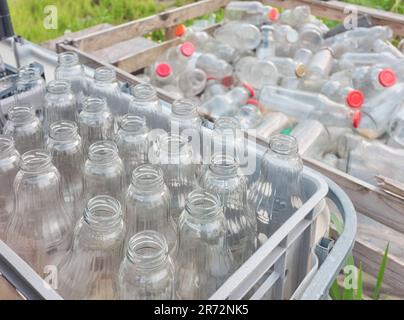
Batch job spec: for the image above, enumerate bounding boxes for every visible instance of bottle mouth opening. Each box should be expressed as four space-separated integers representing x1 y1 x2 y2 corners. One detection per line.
21 149 52 172
18 65 41 81
8 104 35 123
88 140 118 163
0 135 15 154
58 51 79 66
172 98 199 118
127 230 168 267
214 117 241 133
47 80 71 94
210 153 238 175
84 195 122 229
83 97 107 113
269 134 299 155
185 189 221 219
94 67 116 83
49 120 78 141
158 133 188 154
132 164 164 189
130 83 158 102
119 115 147 133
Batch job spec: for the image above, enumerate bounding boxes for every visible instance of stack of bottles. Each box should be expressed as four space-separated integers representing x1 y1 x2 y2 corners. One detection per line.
140 1 404 188
0 46 308 300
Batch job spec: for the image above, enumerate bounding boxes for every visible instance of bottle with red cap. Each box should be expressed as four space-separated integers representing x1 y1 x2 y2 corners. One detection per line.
150 62 174 87
338 51 399 70
193 53 233 81
164 42 196 74
259 85 362 129
214 22 262 52
235 56 279 89
200 84 255 118
200 78 229 103
224 1 279 26
234 99 263 129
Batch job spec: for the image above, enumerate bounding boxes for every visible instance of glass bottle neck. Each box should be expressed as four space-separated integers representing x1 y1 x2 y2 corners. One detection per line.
94 67 117 84
131 164 165 192
157 134 189 156
82 97 108 113
8 104 36 124
18 65 41 83
47 80 71 95
20 149 53 173
118 115 148 135
83 195 122 231
49 120 79 142
185 189 222 221
88 141 119 164
0 136 18 159
171 98 199 119
130 84 158 102
209 153 239 176
269 134 299 156
126 231 169 269
58 52 80 67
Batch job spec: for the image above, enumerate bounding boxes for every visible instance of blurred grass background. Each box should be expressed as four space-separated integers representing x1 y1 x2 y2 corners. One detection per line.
7 0 404 44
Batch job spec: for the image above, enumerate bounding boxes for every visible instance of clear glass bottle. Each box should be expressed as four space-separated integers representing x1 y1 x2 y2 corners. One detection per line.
257 25 276 60
6 149 74 274
0 136 20 239
124 164 177 254
57 195 125 300
84 140 125 204
55 51 87 109
89 66 130 117
176 189 234 299
234 99 263 129
128 83 165 130
15 64 46 120
44 80 77 130
114 115 149 185
46 120 85 219
3 104 44 154
225 1 279 26
118 230 175 300
200 154 256 267
149 133 198 223
78 97 114 153
214 22 262 52
248 134 305 246
235 56 279 89
177 68 207 98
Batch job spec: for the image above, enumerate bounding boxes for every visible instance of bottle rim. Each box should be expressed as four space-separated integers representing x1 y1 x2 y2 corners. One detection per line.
58 51 79 66
83 195 122 230
131 164 165 190
0 135 16 157
94 66 117 83
269 134 299 156
20 149 52 172
171 98 199 118
185 189 222 220
49 120 79 142
88 140 119 164
118 115 148 134
18 65 41 82
126 230 169 268
209 153 239 176
46 80 71 95
8 104 36 124
130 83 158 102
82 97 108 113
157 133 189 155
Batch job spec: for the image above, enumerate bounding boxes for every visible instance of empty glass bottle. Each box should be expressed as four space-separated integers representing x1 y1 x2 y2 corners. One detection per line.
234 99 263 129
248 134 305 246
55 51 87 109
78 97 114 153
149 133 198 223
15 64 46 120
114 115 149 185
6 149 74 274
235 56 279 89
257 25 276 60
200 154 256 267
3 104 44 154
119 230 175 300
214 22 262 52
46 121 85 219
84 140 125 203
0 136 20 239
299 22 324 52
44 80 77 131
201 78 228 103
124 164 177 254
89 66 131 117
192 53 233 81
163 42 196 74
128 83 165 130
177 68 207 98
57 195 125 300
176 189 234 299
225 1 279 26
279 5 311 29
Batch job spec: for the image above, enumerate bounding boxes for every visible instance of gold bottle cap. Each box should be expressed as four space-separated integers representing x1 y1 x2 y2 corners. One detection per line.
295 63 307 78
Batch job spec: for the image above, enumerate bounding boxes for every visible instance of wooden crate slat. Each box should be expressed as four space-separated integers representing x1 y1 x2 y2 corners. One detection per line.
73 0 231 53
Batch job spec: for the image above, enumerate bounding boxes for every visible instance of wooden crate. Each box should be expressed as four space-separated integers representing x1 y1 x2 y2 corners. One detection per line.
54 0 404 295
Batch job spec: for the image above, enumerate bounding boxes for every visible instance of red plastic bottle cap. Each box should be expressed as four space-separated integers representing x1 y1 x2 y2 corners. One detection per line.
353 110 362 129
206 76 217 81
268 8 279 22
221 76 234 87
346 90 364 109
242 83 255 98
246 99 259 106
155 63 172 78
378 68 396 87
180 42 195 57
175 24 187 37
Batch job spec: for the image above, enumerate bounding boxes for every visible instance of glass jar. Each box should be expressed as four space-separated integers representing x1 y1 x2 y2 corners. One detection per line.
57 195 125 300
176 189 234 299
0 136 20 238
44 80 77 131
248 134 305 246
78 97 114 153
124 164 177 254
15 64 46 120
128 84 165 130
3 104 44 154
89 66 131 117
114 115 149 185
200 154 256 267
46 121 85 219
84 140 125 203
149 133 198 223
55 51 87 109
118 230 175 300
6 149 74 274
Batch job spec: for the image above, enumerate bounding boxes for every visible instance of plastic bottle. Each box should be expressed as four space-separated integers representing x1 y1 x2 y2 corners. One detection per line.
306 48 334 79
339 52 398 69
164 42 196 74
254 112 292 141
265 56 306 78
201 78 228 103
279 5 311 29
273 24 299 57
259 85 362 128
299 22 324 51
193 53 233 80
225 1 279 26
214 22 262 51
234 99 263 129
177 68 207 98
387 104 404 148
372 39 404 59
235 56 279 89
